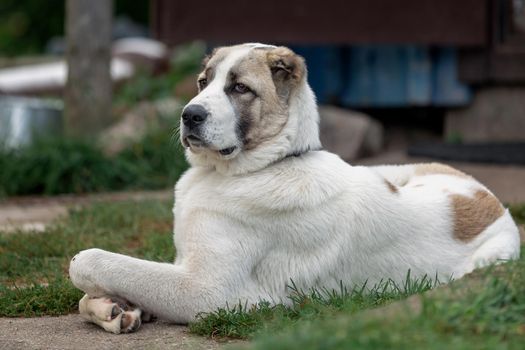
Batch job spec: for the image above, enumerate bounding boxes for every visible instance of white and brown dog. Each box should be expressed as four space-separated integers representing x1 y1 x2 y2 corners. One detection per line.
69 43 521 334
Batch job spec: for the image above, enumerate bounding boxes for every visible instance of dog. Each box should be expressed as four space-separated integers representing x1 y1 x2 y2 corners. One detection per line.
69 43 521 334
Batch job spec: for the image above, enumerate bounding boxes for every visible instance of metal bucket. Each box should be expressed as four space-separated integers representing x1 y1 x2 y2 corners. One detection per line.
0 96 63 149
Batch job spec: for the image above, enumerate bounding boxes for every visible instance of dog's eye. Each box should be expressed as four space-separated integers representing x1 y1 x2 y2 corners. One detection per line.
233 83 249 94
198 79 208 89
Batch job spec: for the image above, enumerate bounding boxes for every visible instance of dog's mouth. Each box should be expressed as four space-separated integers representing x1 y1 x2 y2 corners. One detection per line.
183 135 205 148
218 146 236 156
186 135 203 145
183 135 238 157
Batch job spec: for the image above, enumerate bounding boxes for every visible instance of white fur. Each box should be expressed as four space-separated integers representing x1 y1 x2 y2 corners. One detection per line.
69 44 521 331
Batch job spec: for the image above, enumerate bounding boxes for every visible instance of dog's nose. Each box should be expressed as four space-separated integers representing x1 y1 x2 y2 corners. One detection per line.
182 104 208 128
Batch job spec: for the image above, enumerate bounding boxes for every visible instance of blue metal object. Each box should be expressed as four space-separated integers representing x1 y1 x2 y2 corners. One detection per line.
342 46 409 106
289 46 343 104
293 45 471 108
406 46 432 105
431 48 472 106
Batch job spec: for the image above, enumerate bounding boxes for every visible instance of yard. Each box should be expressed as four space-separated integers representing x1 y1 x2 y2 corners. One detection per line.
1 199 524 349
2 1 525 349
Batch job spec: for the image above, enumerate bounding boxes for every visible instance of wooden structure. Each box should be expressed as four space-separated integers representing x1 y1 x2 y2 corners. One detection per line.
459 0 525 84
152 0 525 84
152 0 485 46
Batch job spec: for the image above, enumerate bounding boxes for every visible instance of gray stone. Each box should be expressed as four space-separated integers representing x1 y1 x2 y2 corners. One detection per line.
445 87 525 142
319 106 384 161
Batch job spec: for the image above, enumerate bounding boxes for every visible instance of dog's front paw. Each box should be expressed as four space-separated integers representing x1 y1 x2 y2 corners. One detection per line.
79 294 142 334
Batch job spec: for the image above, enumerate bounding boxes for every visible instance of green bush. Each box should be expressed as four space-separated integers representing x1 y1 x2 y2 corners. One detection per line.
0 0 64 56
0 129 187 196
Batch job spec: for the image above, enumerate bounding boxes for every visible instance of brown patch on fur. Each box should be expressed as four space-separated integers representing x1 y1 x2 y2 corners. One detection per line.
384 179 398 193
225 47 306 150
415 163 470 178
450 190 504 242
196 46 235 91
266 47 306 100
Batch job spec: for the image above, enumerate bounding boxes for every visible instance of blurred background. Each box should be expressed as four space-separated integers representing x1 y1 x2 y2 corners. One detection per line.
0 0 524 203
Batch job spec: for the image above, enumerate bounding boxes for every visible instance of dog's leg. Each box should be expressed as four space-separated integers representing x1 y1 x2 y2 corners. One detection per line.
69 248 235 331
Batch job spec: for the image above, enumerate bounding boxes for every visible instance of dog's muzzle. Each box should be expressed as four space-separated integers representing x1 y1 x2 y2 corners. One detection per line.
180 104 238 157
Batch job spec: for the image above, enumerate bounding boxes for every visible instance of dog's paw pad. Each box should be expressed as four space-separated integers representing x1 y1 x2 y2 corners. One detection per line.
110 304 123 320
120 310 142 333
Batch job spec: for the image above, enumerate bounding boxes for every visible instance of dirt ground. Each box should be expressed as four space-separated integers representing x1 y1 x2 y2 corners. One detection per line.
0 316 238 350
0 190 173 233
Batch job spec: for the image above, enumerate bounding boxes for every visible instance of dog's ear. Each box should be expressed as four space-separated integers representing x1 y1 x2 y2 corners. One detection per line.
266 47 306 99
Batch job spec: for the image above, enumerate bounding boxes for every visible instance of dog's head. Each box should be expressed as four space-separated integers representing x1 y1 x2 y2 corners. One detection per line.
180 43 321 175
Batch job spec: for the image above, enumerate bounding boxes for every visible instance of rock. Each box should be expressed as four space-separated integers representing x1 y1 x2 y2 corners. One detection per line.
319 106 384 161
445 87 525 142
99 97 183 155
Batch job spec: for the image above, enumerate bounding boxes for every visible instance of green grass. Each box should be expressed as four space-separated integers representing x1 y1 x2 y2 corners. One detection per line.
240 254 525 350
0 200 174 316
0 277 83 317
0 128 188 197
190 276 437 339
